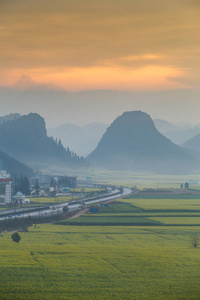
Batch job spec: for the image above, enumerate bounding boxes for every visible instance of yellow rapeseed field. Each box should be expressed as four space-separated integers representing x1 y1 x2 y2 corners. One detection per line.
1 224 200 299
119 198 200 211
30 196 77 204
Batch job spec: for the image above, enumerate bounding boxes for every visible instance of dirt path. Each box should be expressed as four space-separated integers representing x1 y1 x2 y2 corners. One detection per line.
68 208 88 219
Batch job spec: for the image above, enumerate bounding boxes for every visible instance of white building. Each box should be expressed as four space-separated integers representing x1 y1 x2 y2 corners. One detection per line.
0 171 12 205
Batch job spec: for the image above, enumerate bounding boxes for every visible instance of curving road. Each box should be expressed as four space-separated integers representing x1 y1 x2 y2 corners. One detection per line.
0 187 133 221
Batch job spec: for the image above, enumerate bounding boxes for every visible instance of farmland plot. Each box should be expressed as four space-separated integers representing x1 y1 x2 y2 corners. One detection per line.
0 224 200 299
1 194 200 299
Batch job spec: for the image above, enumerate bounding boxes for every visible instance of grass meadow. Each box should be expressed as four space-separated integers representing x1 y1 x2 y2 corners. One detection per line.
1 194 200 299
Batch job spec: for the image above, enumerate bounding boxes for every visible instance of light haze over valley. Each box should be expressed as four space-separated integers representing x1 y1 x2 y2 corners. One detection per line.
1 1 200 299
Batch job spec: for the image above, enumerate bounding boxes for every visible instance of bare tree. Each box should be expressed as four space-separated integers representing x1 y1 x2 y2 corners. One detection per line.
189 233 200 248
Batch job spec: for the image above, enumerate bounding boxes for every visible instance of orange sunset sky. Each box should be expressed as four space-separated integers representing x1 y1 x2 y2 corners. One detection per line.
1 0 200 91
0 0 200 126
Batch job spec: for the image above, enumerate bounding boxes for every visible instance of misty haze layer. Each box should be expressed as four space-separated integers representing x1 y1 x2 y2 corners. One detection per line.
48 122 108 157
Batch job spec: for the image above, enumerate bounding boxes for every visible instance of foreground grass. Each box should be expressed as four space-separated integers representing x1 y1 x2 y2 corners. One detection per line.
2 195 200 299
1 225 200 299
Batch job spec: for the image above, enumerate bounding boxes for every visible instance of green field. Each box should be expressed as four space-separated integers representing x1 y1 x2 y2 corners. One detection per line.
1 194 200 299
150 217 200 225
57 215 163 226
30 196 78 204
56 198 200 226
120 198 200 212
1 225 200 299
127 193 200 199
30 188 104 204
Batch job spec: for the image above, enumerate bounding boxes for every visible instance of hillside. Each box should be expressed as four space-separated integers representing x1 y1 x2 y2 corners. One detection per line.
0 113 86 168
0 150 34 178
88 111 197 174
48 122 108 157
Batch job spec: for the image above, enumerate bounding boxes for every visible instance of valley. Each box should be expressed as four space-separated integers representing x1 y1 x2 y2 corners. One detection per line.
1 189 200 299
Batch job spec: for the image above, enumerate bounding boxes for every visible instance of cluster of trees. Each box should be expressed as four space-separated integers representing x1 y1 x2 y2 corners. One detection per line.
13 175 30 195
13 175 40 196
180 182 189 189
49 137 86 166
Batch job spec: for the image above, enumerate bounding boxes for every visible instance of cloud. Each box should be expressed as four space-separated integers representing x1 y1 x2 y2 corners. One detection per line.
0 0 200 90
13 75 54 90
0 65 187 92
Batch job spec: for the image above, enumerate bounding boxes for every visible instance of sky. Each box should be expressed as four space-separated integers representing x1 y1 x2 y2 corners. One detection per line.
0 0 200 127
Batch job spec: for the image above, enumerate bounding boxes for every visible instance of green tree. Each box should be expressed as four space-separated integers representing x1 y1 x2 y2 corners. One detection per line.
23 175 30 195
13 175 30 195
185 182 189 189
11 232 21 243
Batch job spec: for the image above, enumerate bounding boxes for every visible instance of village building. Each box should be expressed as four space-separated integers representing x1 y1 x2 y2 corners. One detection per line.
0 171 12 205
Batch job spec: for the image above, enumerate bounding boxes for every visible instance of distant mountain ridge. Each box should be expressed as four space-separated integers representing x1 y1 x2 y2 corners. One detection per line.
88 111 198 174
0 113 86 168
154 119 200 145
182 133 200 151
48 122 108 157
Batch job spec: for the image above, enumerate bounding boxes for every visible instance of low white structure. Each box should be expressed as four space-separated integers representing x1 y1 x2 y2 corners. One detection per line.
23 198 30 204
0 171 12 205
